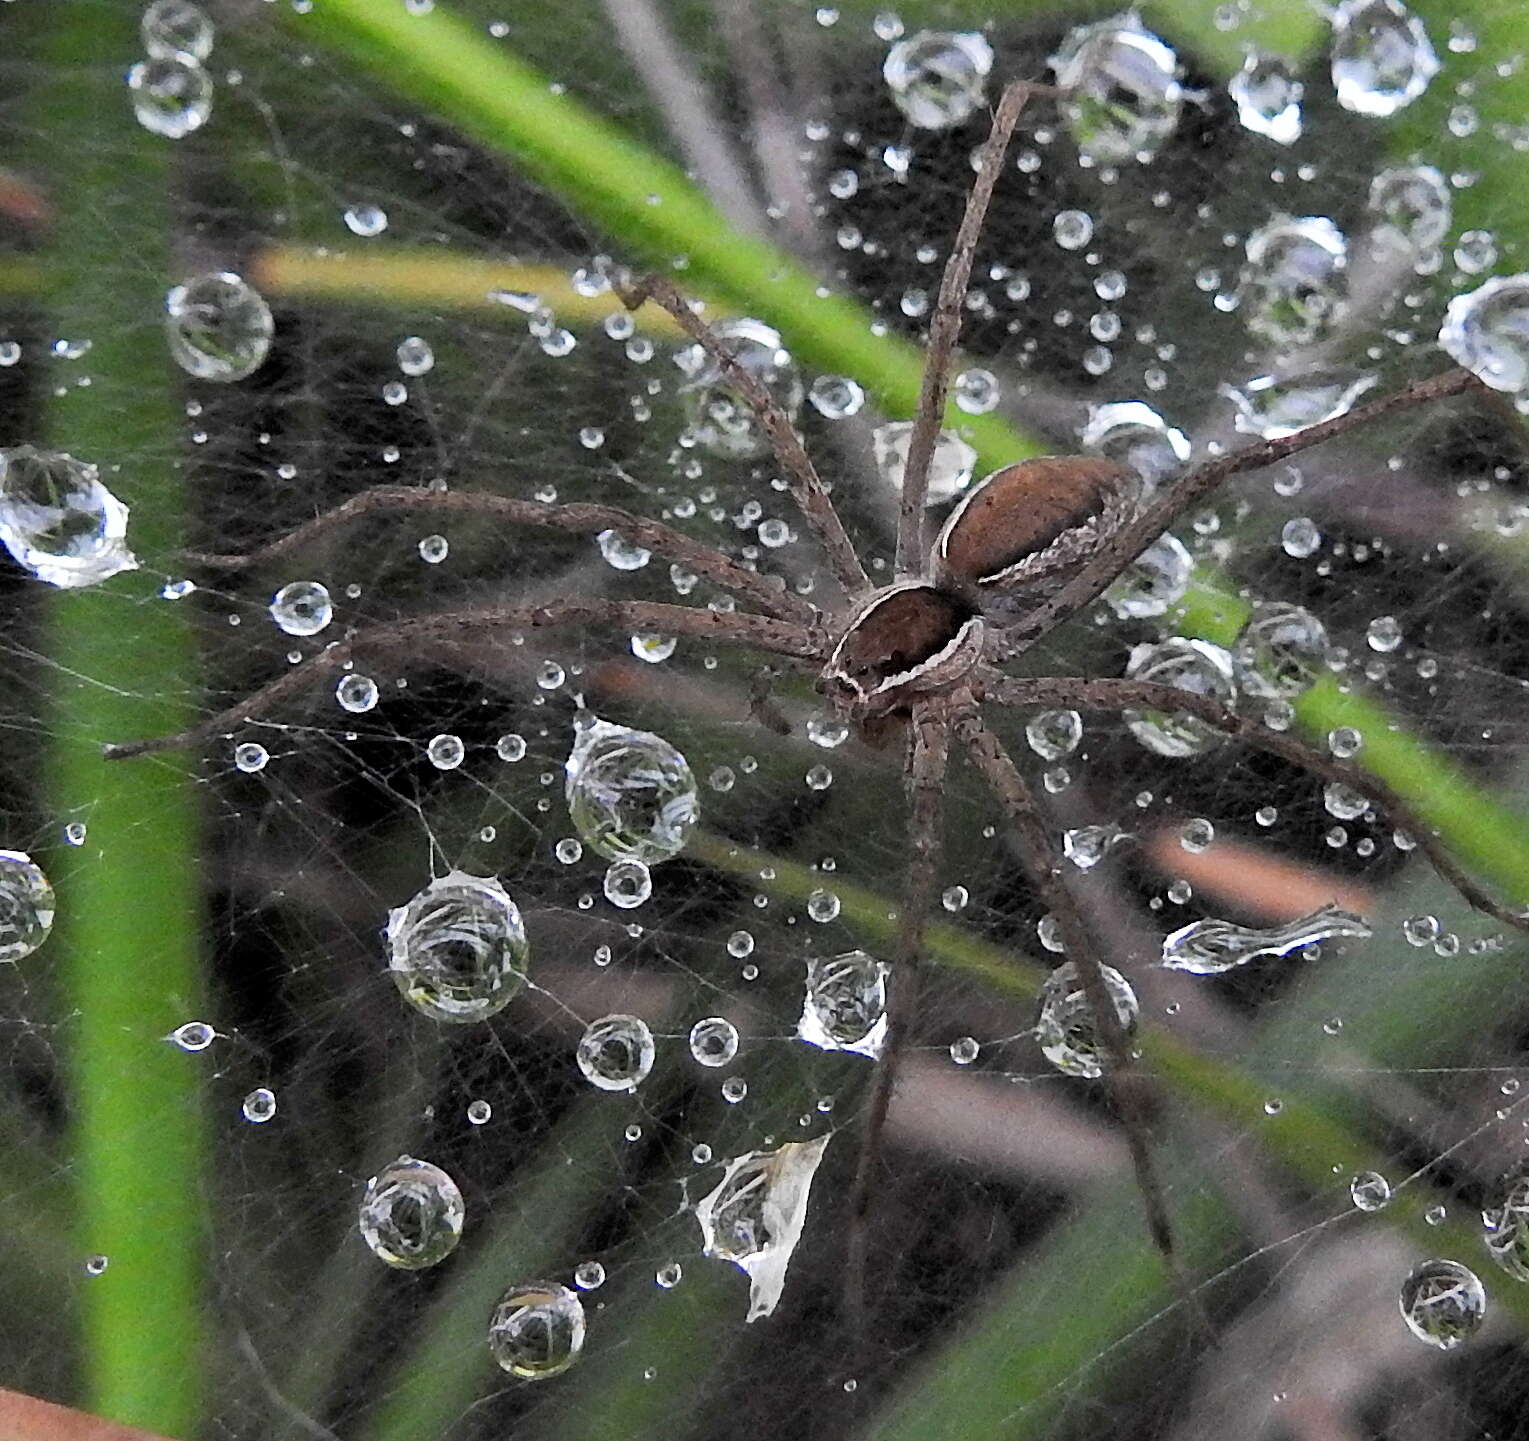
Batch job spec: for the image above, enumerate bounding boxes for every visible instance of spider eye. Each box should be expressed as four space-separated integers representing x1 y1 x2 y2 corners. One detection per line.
935 455 1137 607
823 581 982 716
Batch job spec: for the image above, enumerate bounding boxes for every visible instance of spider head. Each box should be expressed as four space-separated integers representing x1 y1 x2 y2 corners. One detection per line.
934 455 1137 614
820 580 983 722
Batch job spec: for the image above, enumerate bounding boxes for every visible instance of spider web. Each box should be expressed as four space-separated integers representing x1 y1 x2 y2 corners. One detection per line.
3 2 1529 1440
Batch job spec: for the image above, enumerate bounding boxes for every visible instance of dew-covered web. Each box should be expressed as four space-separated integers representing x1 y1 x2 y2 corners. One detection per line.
7 2 1529 1440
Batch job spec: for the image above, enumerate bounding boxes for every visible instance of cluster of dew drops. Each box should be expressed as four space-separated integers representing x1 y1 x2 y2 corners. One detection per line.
0 0 1525 1367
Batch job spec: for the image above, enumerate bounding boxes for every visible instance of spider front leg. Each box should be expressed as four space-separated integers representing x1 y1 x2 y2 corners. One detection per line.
952 703 1204 1326
104 600 824 759
181 485 815 626
844 701 948 1347
989 673 1529 935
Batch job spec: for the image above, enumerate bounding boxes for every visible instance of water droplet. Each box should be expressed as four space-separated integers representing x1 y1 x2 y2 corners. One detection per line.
695 1136 831 1321
343 203 388 237
1162 903 1372 975
496 733 527 763
489 1281 586 1378
1368 164 1451 252
426 734 464 770
1053 210 1094 251
1403 913 1440 946
1051 16 1182 164
418 533 449 564
1123 638 1237 757
677 318 801 460
1224 369 1377 440
808 374 865 420
941 884 968 911
597 528 651 571
882 30 992 130
336 673 379 713
574 1260 605 1290
603 858 653 909
1331 0 1438 118
576 1013 656 1092
0 447 137 588
396 335 434 376
954 368 999 415
385 871 529 1023
1105 533 1192 619
1398 1259 1485 1349
1234 601 1330 699
871 422 977 505
806 715 849 749
467 1099 492 1125
1483 1169 1529 1280
1350 1169 1392 1211
359 1155 465 1269
169 1020 214 1051
1282 516 1322 558
268 580 332 637
1063 824 1118 871
1035 960 1139 1078
142 0 215 61
165 272 273 382
233 741 269 774
1025 709 1083 761
1440 275 1529 392
1324 782 1370 820
1080 401 1189 490
1180 818 1215 853
806 888 841 922
798 950 889 1058
1366 614 1403 653
1230 51 1303 144
689 1016 740 1068
1328 725 1363 759
128 54 213 138
242 1087 276 1123
1238 216 1348 350
949 1035 980 1065
721 1075 748 1103
565 715 698 865
656 1262 683 1289
84 1254 109 1277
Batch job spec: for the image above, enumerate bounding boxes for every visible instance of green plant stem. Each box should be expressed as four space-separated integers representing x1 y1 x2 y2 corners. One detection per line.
40 13 206 1436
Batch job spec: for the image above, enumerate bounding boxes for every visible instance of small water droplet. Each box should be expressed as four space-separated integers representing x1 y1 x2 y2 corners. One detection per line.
576 1013 656 1091
689 1016 740 1068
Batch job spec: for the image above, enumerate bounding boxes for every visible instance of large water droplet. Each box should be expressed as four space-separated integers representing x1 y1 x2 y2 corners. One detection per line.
269 580 333 637
0 447 137 589
385 871 529 1023
358 1155 465 1269
564 714 698 865
575 1013 656 1092
141 0 214 61
871 422 977 506
1233 601 1330 699
1398 1259 1485 1349
1105 533 1192 620
1123 638 1237 757
128 54 213 138
797 950 889 1058
1225 369 1377 440
1331 0 1438 118
1238 216 1349 350
1440 275 1529 392
1080 401 1188 492
882 30 992 130
695 1135 831 1322
1368 164 1451 253
1050 16 1182 164
488 1281 587 1379
0 851 54 962
1035 960 1139 1078
1484 1169 1529 1281
676 319 801 460
165 272 274 383
1161 902 1372 975
1229 51 1304 145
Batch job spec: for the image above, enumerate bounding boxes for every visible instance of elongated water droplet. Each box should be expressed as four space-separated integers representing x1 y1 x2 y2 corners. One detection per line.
165 272 274 383
1331 0 1438 118
797 950 889 1058
676 319 801 460
1238 216 1349 350
1035 960 1138 1078
882 31 992 130
1051 16 1182 164
1398 1259 1485 1349
489 1282 586 1378
576 1013 655 1092
1080 401 1188 491
0 448 137 589
1162 902 1372 975
385 871 529 1023
1224 369 1376 440
1123 638 1237 757
358 1155 465 1269
1440 275 1529 392
565 715 698 865
128 54 212 138
871 421 977 505
695 1135 831 1322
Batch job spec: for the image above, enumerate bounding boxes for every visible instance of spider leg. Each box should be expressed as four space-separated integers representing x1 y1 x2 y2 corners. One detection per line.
844 701 948 1347
897 79 1049 576
988 672 1529 934
615 271 870 597
104 600 823 760
952 704 1205 1323
996 366 1487 659
182 485 815 626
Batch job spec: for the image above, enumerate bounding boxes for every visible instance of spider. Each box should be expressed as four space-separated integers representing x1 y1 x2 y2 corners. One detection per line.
106 80 1529 1344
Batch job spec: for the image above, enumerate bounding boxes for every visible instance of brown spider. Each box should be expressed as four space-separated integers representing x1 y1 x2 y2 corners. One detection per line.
106 80 1529 1341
